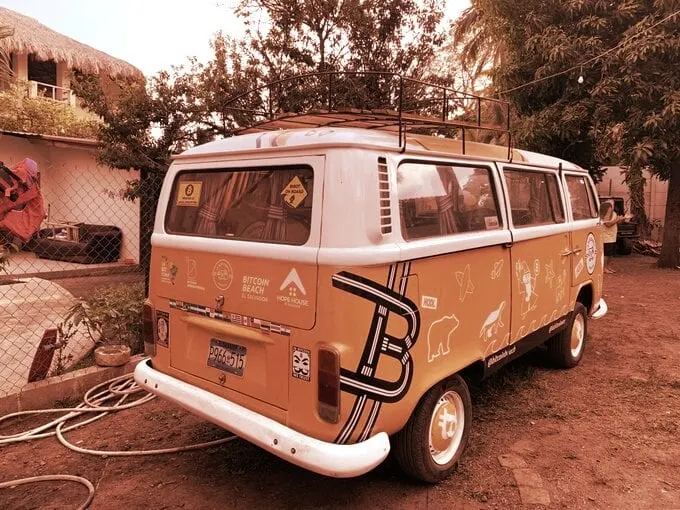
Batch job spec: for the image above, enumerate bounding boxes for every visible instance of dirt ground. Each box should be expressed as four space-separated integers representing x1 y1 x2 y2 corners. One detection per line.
1 254 678 510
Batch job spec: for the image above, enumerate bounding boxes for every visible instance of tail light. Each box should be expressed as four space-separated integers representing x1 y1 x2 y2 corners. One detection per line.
143 300 156 356
317 345 340 424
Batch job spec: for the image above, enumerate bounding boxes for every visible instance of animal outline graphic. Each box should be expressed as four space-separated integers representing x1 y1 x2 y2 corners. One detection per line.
555 269 567 303
515 259 539 318
574 258 585 279
544 260 556 288
456 264 475 302
427 314 460 363
491 259 504 280
479 301 506 340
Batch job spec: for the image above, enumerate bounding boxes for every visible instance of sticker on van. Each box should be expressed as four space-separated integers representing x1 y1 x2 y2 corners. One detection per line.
277 268 309 308
292 346 311 381
281 176 308 208
176 181 202 207
212 259 234 291
585 233 597 274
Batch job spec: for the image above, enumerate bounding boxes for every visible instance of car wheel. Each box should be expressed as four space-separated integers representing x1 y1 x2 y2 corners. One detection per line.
393 375 471 483
547 302 588 369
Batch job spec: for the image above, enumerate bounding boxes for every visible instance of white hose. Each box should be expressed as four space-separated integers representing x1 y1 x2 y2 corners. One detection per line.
0 371 238 508
0 474 95 510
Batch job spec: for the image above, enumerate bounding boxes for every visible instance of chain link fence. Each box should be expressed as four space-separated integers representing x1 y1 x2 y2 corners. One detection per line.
0 132 163 398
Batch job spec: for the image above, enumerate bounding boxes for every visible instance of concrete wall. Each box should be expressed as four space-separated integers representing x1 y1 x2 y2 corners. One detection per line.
0 133 140 262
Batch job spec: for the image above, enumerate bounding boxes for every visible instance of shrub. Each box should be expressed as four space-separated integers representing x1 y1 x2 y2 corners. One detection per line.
0 82 99 138
63 282 145 354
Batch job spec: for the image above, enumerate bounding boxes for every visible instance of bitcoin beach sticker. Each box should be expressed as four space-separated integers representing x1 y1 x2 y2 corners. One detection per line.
281 176 308 208
177 181 202 207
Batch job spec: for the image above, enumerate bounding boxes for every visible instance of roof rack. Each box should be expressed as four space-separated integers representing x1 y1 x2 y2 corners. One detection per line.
223 71 511 157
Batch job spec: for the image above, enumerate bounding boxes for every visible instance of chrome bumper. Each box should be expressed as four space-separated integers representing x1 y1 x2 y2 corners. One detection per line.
591 298 608 319
134 360 390 478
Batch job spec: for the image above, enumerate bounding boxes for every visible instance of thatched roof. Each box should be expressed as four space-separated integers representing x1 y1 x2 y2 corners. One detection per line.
0 7 143 78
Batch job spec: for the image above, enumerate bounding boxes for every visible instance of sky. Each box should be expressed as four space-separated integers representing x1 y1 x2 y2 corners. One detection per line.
0 0 471 76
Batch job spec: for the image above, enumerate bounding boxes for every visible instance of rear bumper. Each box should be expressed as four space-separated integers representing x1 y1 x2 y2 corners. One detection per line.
591 298 608 320
134 359 390 477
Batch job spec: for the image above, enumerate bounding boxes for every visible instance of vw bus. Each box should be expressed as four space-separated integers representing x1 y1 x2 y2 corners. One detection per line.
135 75 607 483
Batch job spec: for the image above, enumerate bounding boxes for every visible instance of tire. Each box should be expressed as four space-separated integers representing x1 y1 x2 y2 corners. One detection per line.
617 238 633 255
547 302 588 369
393 375 472 483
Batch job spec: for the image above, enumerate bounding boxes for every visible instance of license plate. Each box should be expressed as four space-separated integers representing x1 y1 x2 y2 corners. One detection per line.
207 339 247 377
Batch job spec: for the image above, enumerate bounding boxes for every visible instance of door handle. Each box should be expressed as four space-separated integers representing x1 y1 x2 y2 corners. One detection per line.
561 249 572 257
572 247 582 255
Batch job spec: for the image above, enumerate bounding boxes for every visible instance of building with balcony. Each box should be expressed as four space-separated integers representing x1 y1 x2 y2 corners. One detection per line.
0 7 144 276
0 6 142 108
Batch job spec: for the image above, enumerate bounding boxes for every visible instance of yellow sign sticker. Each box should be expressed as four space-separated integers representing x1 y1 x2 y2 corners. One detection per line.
281 176 308 208
177 181 202 207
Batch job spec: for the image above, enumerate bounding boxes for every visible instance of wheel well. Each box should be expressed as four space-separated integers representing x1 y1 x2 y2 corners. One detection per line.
577 284 593 314
459 360 485 384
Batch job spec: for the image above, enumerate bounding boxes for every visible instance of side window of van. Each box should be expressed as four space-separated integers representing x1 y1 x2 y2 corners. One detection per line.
165 166 314 245
565 175 598 220
397 163 500 240
505 170 565 227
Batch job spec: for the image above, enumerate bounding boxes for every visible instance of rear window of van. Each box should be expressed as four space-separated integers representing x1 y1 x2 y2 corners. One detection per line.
165 166 314 245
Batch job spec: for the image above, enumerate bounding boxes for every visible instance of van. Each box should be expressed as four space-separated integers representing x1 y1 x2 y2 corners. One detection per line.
134 77 608 483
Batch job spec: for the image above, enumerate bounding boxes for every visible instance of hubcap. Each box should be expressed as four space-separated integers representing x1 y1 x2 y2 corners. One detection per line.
428 391 465 466
571 314 585 358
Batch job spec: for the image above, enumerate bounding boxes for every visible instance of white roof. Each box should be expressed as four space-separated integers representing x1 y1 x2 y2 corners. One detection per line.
177 127 585 171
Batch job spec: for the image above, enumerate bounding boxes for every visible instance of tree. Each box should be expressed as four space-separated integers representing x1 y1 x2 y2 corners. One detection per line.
234 0 448 113
453 0 680 267
76 0 450 174
73 1 453 280
237 0 445 75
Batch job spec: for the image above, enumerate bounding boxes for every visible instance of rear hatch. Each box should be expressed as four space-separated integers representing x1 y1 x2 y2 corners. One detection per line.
152 158 322 410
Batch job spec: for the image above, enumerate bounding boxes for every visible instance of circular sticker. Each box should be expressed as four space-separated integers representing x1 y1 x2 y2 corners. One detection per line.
212 259 234 291
157 317 168 343
585 233 597 275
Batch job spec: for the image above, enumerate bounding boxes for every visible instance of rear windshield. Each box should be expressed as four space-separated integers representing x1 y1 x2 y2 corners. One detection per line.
165 166 314 245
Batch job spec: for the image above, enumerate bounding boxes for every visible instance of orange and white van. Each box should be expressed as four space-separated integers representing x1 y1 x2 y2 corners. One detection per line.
135 125 607 482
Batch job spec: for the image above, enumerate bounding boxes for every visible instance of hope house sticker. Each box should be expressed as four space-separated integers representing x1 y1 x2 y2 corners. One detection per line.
281 176 308 208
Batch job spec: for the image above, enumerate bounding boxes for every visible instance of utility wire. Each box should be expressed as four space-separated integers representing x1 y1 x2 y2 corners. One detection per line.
498 8 680 95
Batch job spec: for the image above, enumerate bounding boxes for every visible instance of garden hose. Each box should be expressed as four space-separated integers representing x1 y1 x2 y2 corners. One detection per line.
0 370 237 509
0 475 95 510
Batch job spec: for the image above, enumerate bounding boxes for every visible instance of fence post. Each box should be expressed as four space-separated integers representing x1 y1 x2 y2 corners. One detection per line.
139 169 164 296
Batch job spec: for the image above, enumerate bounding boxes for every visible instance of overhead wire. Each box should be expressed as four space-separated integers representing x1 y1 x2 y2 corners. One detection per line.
497 8 680 95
